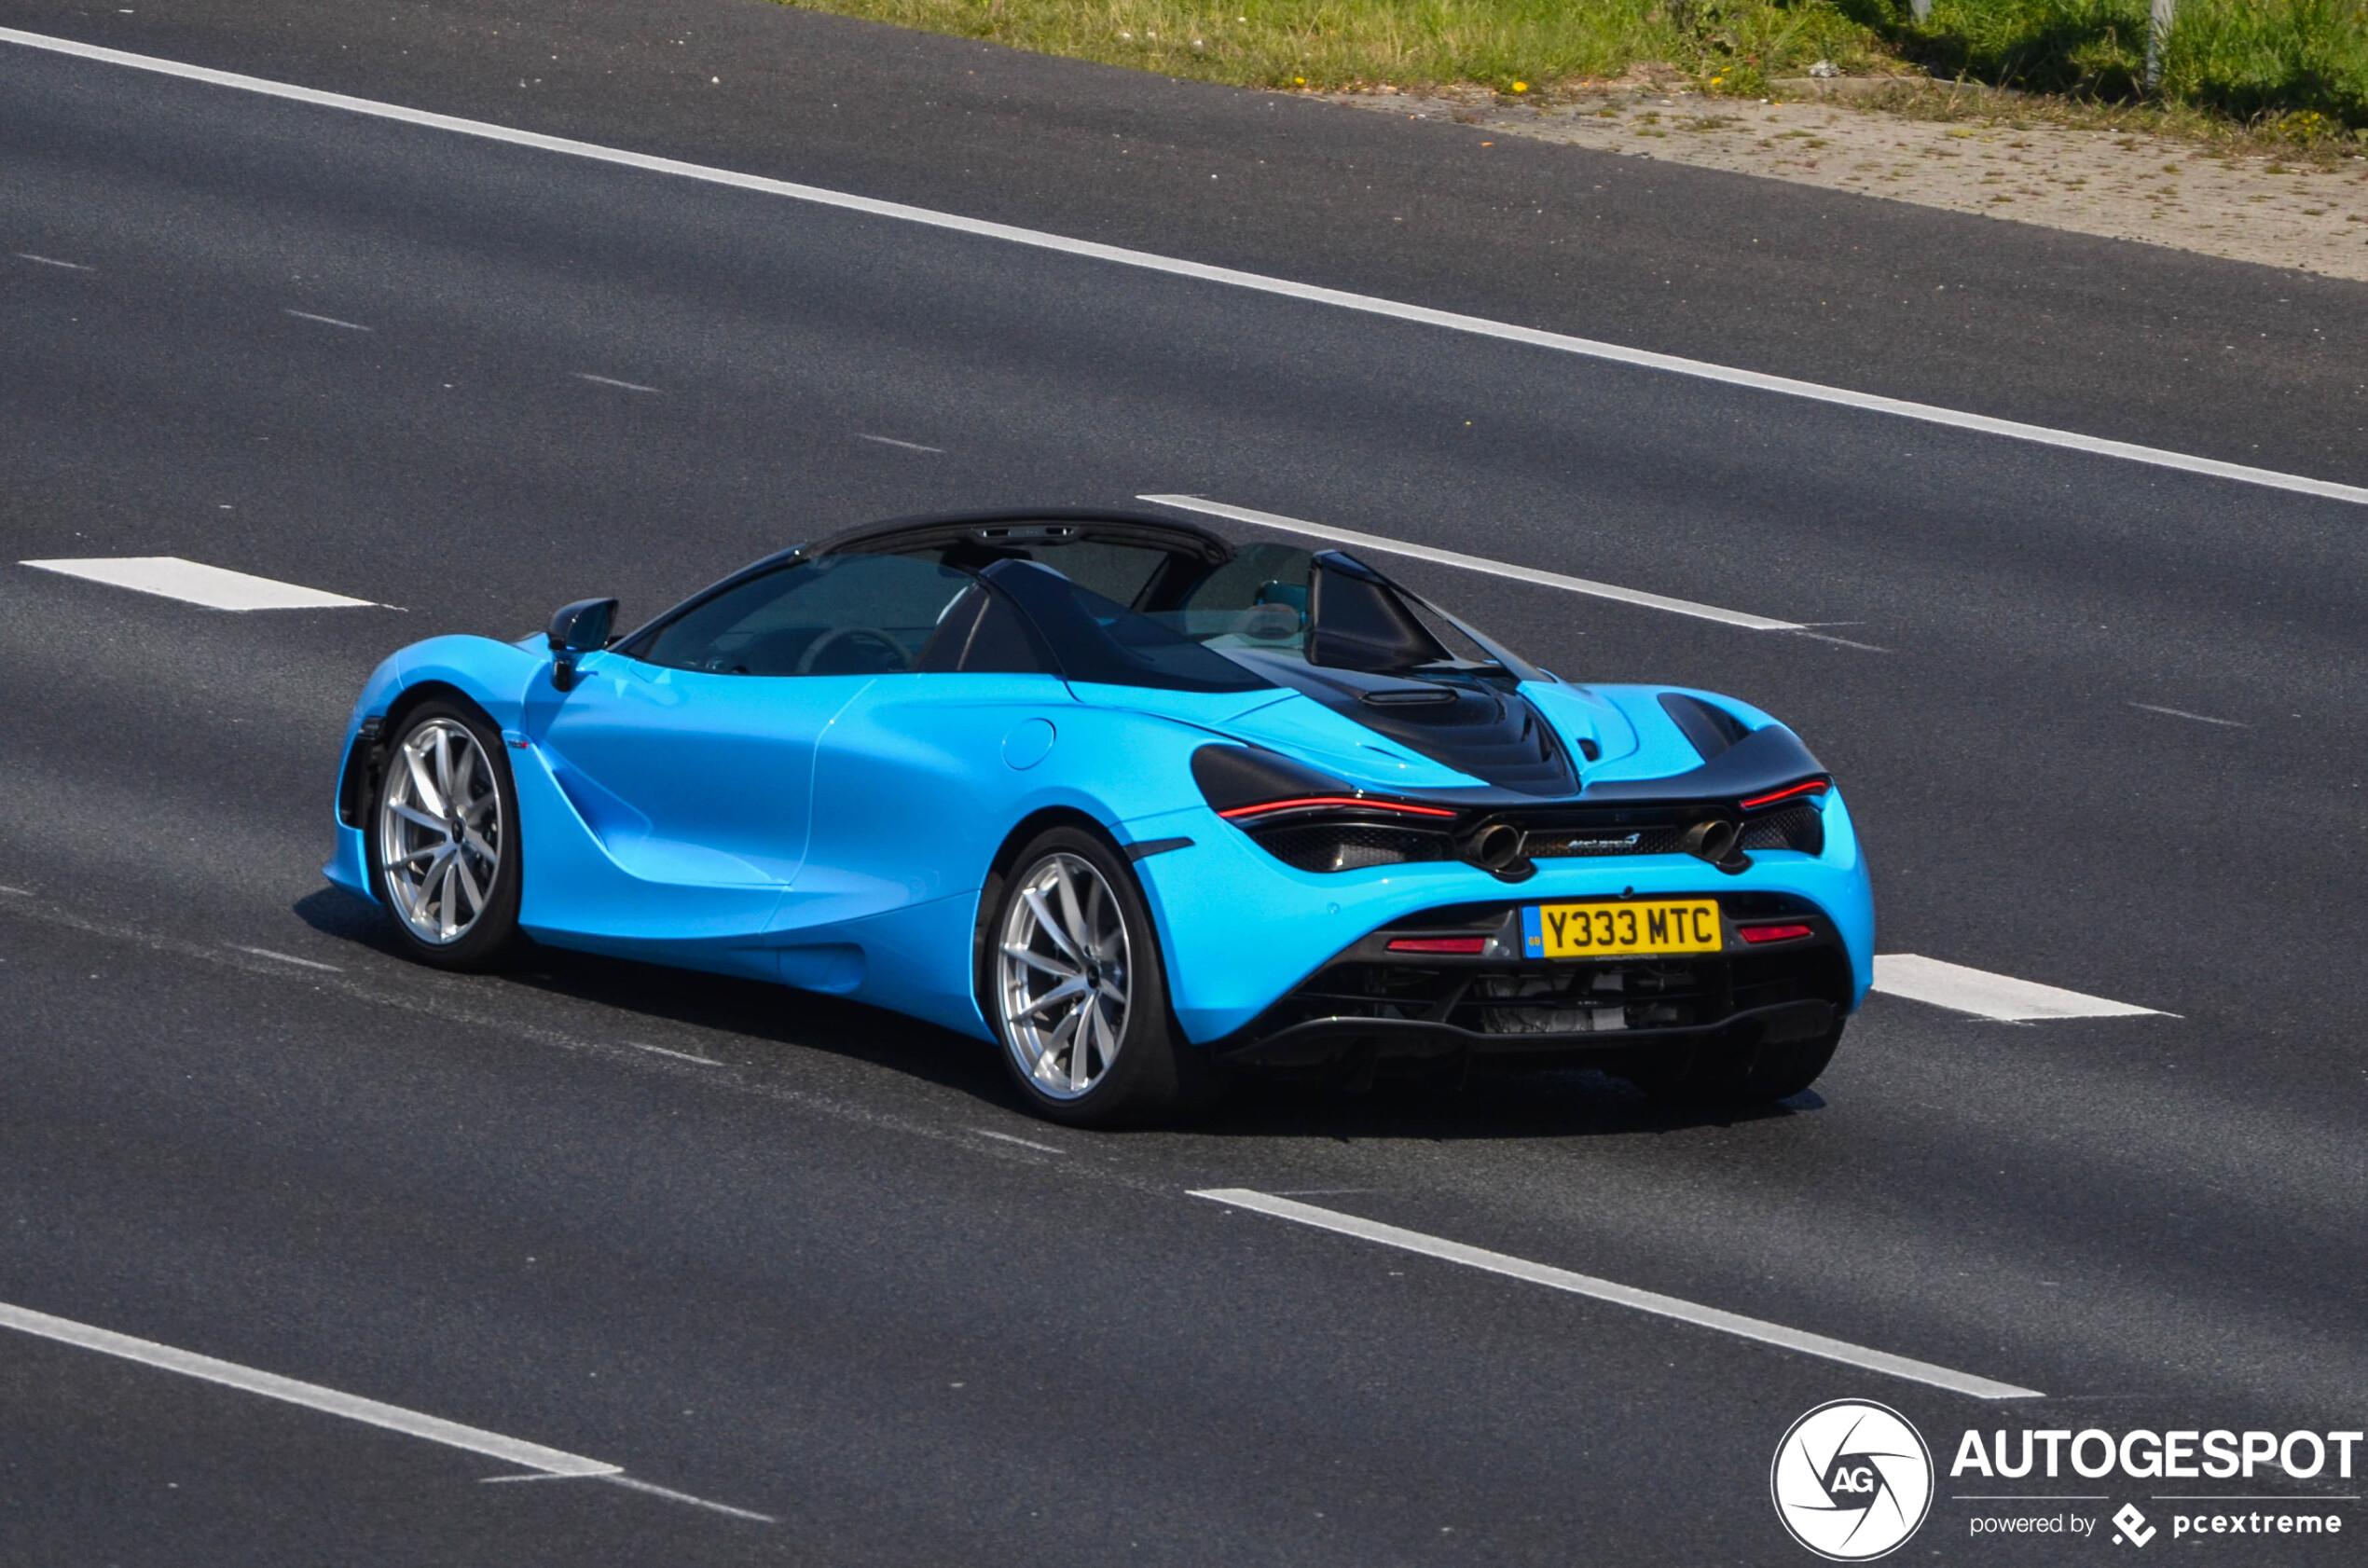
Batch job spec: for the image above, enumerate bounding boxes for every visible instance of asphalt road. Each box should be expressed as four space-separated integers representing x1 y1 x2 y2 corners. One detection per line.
2 6 2364 1561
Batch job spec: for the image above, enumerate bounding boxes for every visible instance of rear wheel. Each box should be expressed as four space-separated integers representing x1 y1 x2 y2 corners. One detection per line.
368 700 523 970
985 827 1212 1126
1623 1022 1841 1107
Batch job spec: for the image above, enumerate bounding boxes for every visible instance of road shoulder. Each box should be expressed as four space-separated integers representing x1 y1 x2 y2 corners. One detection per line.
1331 81 2368 282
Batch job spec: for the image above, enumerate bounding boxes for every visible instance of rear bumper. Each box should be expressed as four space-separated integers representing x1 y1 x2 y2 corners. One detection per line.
1224 997 1837 1070
1130 791 1875 1045
1210 900 1853 1071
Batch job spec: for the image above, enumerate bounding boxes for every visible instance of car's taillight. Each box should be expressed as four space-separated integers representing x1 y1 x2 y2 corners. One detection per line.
1191 744 1453 820
1191 745 1464 873
1218 796 1456 822
1738 778 1829 810
1737 923 1814 944
1386 936 1487 955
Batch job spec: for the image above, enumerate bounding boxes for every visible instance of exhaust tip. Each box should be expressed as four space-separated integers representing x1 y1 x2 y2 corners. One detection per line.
1680 818 1742 869
1466 820 1525 871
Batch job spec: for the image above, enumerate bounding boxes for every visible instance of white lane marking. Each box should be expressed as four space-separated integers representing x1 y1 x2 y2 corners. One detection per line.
21 557 377 611
2129 702 2245 727
0 1299 777 1521
1194 1189 2042 1400
968 1127 1064 1153
477 1467 780 1521
283 308 371 331
1871 954 2166 1021
1789 627 1892 653
575 372 658 392
0 885 30 896
230 944 341 972
1141 495 1802 632
17 252 89 269
599 1472 778 1523
626 1041 721 1066
0 1298 619 1474
2 28 2362 512
855 433 945 453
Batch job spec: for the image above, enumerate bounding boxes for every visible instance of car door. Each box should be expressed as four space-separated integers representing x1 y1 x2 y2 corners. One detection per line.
796 578 1075 922
530 553 977 902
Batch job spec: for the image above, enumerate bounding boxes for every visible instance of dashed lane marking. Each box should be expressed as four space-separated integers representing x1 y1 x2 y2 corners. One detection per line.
0 1298 772 1520
575 372 658 392
968 1127 1064 1154
5 25 2364 511
625 1041 722 1066
600 1474 778 1521
21 557 377 611
0 1300 612 1474
2129 702 2245 728
1140 496 1803 632
17 253 89 269
1192 1190 2044 1400
855 433 944 453
283 309 371 332
230 945 341 972
1871 954 2166 1021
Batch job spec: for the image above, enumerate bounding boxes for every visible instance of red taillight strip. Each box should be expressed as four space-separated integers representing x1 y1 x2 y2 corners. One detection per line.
1387 936 1488 955
1738 778 1830 811
1217 796 1458 821
1737 924 1814 944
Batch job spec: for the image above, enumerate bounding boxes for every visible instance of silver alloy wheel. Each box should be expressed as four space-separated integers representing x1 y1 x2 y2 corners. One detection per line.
996 851 1131 1100
377 716 503 944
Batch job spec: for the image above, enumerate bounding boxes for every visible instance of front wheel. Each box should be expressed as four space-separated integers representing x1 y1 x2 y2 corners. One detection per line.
984 827 1213 1127
368 700 523 970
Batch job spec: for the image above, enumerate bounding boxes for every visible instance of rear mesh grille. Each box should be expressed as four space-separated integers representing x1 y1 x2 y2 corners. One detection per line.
1252 823 1452 873
1260 948 1848 1038
1738 804 1824 855
1238 803 1826 873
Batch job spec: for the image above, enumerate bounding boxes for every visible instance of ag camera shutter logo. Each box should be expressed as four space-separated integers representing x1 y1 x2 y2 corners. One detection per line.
1770 1399 1934 1561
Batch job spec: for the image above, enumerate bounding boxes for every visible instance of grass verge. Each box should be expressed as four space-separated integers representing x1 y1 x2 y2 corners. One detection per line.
772 0 2368 141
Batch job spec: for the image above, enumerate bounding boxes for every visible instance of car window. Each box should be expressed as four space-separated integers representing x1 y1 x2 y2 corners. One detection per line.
981 559 1272 694
916 585 1060 675
1005 541 1171 607
1156 543 1315 656
639 555 975 676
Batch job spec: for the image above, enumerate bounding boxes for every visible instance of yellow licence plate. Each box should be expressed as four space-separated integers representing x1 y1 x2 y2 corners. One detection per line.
1521 900 1722 959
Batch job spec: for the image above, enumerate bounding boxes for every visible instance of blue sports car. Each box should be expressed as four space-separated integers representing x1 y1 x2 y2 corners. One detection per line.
327 508 1873 1124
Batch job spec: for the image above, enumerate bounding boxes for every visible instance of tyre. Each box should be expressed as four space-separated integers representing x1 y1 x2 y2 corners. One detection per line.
368 699 524 970
1623 1022 1842 1107
984 826 1214 1127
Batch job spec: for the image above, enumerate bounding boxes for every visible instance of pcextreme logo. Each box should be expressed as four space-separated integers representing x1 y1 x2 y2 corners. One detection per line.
1770 1400 1935 1561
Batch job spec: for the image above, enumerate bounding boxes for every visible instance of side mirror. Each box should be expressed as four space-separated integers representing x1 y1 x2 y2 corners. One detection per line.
546 598 617 692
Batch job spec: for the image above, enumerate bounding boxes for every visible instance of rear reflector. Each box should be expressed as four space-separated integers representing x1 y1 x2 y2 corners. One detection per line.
1737 924 1814 944
1386 937 1488 955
